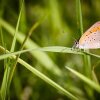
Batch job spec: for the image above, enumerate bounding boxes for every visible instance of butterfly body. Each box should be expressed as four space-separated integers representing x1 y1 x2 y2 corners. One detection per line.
76 21 100 49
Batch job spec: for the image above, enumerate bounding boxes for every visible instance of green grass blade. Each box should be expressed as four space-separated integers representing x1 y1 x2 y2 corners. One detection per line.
0 26 4 46
0 46 100 61
76 0 92 82
76 0 83 35
8 6 47 91
20 13 47 50
66 67 100 93
0 1 24 99
10 0 24 52
19 0 27 33
18 59 79 100
0 18 62 76
0 65 10 100
0 46 79 100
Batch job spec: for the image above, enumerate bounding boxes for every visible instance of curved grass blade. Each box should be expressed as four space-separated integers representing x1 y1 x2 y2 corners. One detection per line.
0 46 100 61
0 47 78 100
0 0 24 100
0 18 62 76
66 66 100 93
18 59 79 100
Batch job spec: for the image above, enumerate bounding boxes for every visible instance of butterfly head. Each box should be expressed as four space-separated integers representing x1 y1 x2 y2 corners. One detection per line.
72 40 79 49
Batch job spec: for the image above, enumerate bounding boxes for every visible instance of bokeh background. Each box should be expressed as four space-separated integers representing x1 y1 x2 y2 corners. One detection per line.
0 0 100 100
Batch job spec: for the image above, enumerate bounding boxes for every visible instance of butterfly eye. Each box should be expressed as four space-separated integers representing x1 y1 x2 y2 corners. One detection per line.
74 40 79 45
72 40 79 49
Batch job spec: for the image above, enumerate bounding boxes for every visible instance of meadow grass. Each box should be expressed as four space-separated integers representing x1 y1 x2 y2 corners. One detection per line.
0 0 100 100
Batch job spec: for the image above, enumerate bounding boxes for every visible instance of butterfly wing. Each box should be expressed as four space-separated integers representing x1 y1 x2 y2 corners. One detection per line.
78 22 100 49
79 31 100 49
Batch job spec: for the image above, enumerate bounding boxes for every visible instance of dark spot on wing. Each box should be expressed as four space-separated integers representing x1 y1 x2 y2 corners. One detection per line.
90 31 92 33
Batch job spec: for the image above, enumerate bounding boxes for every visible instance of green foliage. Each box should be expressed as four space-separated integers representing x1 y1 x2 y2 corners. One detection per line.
0 0 100 100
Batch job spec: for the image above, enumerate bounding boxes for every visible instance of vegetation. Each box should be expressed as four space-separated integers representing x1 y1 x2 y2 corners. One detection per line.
0 0 100 100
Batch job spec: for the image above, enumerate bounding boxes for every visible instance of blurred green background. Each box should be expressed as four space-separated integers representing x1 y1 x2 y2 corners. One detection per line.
0 0 100 100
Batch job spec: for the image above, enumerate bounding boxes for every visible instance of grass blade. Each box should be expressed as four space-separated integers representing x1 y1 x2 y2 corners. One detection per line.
76 0 83 35
18 59 79 100
0 46 79 100
66 67 100 93
76 0 92 87
0 0 24 99
10 0 24 52
0 46 100 61
0 18 62 76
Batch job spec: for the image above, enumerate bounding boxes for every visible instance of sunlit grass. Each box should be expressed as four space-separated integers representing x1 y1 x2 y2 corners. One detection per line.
0 0 100 100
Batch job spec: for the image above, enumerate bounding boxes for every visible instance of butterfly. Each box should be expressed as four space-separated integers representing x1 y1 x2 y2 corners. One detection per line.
75 21 100 49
